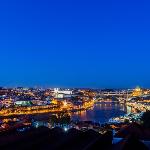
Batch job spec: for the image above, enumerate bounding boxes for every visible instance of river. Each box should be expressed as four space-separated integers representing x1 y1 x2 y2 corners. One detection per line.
71 102 128 123
30 102 130 124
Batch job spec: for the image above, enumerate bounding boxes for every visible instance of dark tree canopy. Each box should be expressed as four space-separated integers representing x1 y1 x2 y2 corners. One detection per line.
141 111 150 129
50 113 71 125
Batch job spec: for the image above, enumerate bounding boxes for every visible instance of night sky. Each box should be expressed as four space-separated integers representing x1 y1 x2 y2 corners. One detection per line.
0 0 150 88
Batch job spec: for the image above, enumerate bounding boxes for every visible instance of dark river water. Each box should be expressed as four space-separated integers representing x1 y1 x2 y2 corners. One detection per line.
71 102 128 123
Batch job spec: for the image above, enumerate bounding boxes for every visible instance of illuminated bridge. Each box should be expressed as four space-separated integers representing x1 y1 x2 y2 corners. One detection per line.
98 91 130 96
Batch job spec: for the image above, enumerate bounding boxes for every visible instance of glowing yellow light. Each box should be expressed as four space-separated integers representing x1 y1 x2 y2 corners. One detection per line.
63 101 67 107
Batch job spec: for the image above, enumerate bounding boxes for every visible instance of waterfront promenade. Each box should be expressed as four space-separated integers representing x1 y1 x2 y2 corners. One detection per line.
0 101 94 117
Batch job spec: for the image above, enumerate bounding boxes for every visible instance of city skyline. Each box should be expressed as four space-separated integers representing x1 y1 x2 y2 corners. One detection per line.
0 0 150 88
1 1 150 149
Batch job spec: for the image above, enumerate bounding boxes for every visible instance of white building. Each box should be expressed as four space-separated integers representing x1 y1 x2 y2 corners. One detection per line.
54 88 73 95
53 88 73 98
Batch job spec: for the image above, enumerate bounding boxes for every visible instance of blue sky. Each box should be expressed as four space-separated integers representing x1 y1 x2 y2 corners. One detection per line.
0 0 150 88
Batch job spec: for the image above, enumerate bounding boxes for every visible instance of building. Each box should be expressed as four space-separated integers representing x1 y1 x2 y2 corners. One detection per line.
53 88 73 98
132 87 143 97
14 101 33 106
54 88 73 95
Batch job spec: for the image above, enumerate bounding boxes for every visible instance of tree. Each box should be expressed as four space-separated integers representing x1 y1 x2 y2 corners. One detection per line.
141 111 150 129
60 113 71 124
124 119 130 124
50 115 58 125
49 113 71 125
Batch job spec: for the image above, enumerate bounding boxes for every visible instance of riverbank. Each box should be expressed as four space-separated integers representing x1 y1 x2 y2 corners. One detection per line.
0 103 94 117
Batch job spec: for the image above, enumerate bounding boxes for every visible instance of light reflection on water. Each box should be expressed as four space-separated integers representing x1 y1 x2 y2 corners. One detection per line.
71 102 127 123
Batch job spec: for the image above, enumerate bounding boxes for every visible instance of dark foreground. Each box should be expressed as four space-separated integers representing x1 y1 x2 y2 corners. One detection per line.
0 126 149 150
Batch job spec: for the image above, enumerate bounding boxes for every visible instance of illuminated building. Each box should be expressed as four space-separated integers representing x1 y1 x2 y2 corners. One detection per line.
55 93 64 98
54 88 73 95
53 88 73 98
14 101 33 106
1 98 13 107
132 86 143 97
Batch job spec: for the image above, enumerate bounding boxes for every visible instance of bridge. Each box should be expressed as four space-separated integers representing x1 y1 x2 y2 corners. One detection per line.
98 91 130 96
97 91 132 103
